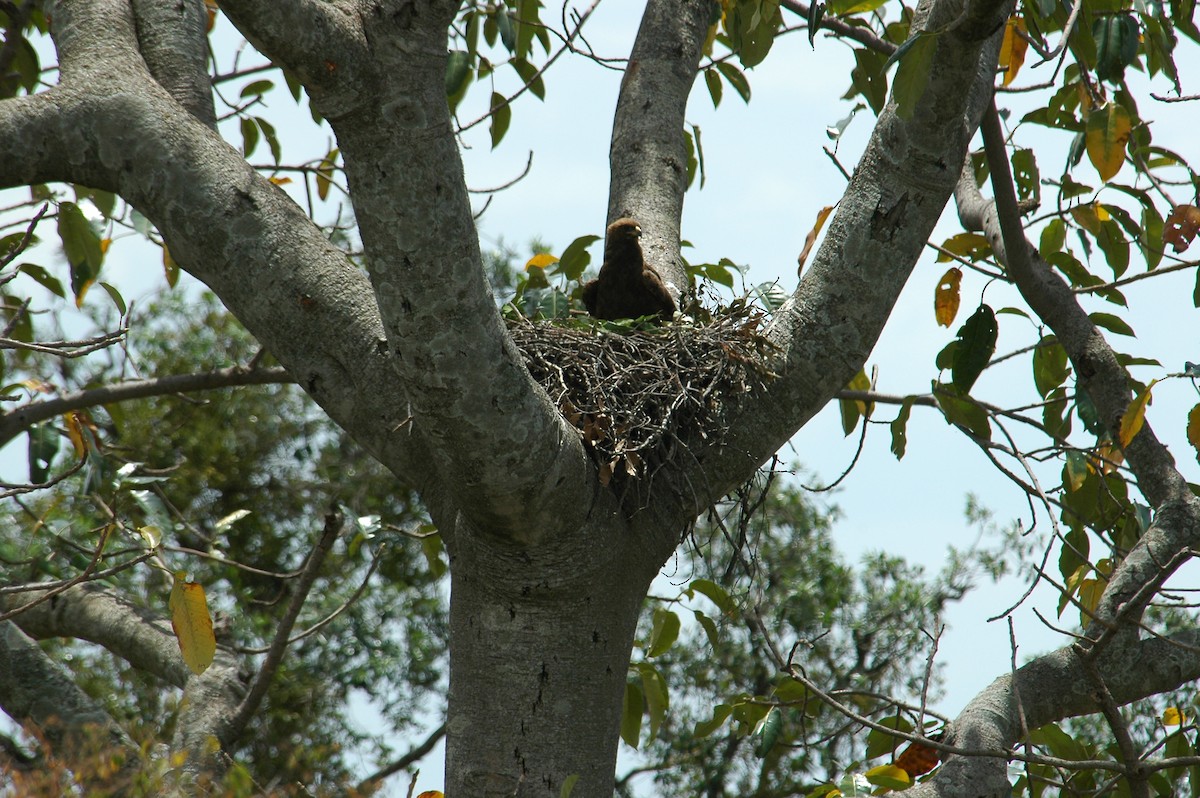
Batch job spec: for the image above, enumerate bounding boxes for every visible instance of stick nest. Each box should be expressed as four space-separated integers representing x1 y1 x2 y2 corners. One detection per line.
507 301 778 486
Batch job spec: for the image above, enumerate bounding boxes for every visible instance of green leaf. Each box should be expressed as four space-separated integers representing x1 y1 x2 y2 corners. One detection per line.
1039 218 1067 256
496 8 516 52
704 68 723 108
16 263 64 297
715 61 751 103
1076 388 1102 435
28 423 59 483
845 47 888 114
445 50 472 98
866 716 914 759
239 79 275 98
1058 526 1091 588
515 0 540 57
828 0 888 14
951 304 997 394
1140 204 1164 270
753 706 782 758
729 0 782 67
934 383 991 440
620 680 643 748
694 609 720 649
1012 148 1040 203
420 532 448 578
100 282 127 316
636 663 669 738
1093 13 1140 83
511 56 545 100
890 34 937 120
890 397 913 459
1096 218 1130 278
866 764 913 790
647 608 680 657
489 92 511 149
58 201 104 304
560 774 579 798
839 368 872 435
694 703 733 738
1033 335 1071 397
1089 312 1134 336
1044 387 1072 440
255 117 281 163
240 115 259 157
559 234 600 281
936 232 991 262
689 578 735 615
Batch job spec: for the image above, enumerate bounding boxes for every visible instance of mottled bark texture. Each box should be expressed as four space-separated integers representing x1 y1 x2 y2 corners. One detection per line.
6 0 1196 795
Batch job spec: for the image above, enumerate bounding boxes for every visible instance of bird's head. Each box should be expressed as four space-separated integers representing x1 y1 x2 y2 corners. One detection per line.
605 218 644 267
608 218 642 241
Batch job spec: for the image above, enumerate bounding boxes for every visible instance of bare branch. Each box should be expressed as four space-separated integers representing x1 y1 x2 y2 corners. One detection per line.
357 721 447 792
0 364 293 448
225 510 343 742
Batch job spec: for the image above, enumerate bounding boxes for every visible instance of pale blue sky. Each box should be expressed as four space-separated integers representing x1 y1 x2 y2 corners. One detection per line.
4 2 1200 794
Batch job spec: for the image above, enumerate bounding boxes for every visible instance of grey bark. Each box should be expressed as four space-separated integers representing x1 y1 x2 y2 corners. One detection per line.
131 0 215 127
4 0 1198 794
1 583 247 781
0 620 135 768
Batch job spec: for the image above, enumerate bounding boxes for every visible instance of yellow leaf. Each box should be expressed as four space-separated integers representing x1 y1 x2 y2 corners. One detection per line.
797 205 835 274
1187 404 1200 464
865 763 913 789
416 792 444 798
63 411 87 457
163 243 179 288
934 267 962 327
1119 379 1158 448
139 525 162 549
998 16 1028 86
268 176 293 186
526 253 559 270
1078 577 1104 626
99 238 112 255
1163 707 1186 726
170 571 216 675
1070 203 1109 235
1092 440 1124 475
1085 102 1132 182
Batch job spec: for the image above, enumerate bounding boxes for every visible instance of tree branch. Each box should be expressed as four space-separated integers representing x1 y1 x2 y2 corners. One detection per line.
131 0 215 127
224 510 342 742
0 365 293 448
216 0 367 111
357 721 447 791
0 621 136 765
2 582 191 688
897 93 1200 798
0 0 443 504
606 0 714 293
674 0 1014 517
325 0 599 543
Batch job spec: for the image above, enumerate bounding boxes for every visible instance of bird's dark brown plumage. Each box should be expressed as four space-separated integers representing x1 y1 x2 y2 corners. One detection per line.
581 218 675 322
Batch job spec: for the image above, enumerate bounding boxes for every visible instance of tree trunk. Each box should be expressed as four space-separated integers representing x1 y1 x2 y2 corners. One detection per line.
444 514 661 798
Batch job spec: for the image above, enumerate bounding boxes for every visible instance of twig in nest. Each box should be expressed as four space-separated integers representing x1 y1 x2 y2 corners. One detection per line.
507 305 778 487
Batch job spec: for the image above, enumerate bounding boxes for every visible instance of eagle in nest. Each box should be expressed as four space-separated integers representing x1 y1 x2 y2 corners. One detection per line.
581 218 676 322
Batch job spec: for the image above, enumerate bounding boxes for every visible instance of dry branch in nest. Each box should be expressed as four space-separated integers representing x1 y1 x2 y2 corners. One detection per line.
506 302 778 487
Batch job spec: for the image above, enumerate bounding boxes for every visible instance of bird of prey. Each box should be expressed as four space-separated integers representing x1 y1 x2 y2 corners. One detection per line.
581 218 676 322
